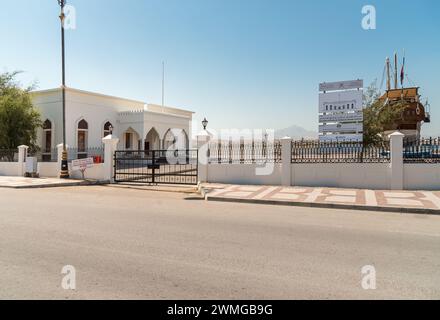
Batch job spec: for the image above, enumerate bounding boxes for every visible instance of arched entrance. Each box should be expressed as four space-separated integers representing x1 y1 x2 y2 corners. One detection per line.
145 128 160 151
122 128 140 150
163 129 189 150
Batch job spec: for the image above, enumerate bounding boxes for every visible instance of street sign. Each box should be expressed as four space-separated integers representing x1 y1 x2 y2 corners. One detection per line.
71 157 94 171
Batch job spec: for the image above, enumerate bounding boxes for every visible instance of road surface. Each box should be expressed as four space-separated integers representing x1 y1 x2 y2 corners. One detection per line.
0 185 439 299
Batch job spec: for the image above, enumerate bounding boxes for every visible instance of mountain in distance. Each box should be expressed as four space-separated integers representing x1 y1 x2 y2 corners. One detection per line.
275 125 318 140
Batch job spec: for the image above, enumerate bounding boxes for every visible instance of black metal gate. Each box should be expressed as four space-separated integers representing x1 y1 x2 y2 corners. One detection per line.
114 149 198 185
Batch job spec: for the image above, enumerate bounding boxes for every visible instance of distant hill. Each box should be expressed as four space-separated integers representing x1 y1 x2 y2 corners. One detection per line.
275 125 318 139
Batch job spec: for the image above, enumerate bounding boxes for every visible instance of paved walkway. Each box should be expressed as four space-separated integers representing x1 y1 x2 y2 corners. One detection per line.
201 184 440 214
0 176 100 189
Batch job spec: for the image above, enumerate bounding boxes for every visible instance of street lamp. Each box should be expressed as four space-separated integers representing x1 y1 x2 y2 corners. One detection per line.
58 0 69 178
202 118 208 130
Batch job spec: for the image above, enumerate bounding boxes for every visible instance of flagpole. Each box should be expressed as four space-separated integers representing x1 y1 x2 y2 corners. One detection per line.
162 61 165 113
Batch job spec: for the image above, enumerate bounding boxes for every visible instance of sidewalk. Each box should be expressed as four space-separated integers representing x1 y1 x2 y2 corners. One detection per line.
0 176 105 189
200 183 440 215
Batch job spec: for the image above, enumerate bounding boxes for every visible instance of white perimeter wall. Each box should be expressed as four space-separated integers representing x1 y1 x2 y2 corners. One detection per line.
292 163 390 189
0 162 105 180
206 163 391 189
404 164 440 190
0 163 20 176
207 164 282 185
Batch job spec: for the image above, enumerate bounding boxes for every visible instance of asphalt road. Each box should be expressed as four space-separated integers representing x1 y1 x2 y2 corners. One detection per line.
0 185 439 299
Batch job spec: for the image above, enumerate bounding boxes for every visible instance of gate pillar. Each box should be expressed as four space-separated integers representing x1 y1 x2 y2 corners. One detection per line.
196 131 211 183
103 134 119 183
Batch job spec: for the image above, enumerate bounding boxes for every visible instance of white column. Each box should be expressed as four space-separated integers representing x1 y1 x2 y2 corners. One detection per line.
196 131 211 183
103 134 120 183
281 137 292 186
389 131 404 190
17 145 29 177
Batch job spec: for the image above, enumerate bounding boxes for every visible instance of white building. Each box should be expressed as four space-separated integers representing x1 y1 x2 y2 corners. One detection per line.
31 88 194 159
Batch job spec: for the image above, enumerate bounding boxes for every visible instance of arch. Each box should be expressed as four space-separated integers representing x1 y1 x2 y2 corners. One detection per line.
163 128 189 150
145 127 160 151
42 119 54 155
182 129 189 149
103 121 113 138
77 118 89 156
43 119 52 130
122 127 140 151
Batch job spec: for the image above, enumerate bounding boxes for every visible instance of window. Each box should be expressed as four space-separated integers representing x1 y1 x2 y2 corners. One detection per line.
43 120 52 153
77 119 88 157
103 122 113 137
125 132 132 149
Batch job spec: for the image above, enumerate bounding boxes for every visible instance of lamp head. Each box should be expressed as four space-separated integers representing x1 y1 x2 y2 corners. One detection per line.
202 118 208 130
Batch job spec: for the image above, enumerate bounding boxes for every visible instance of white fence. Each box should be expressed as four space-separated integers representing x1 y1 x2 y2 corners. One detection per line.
198 132 440 191
2 132 439 190
0 138 117 182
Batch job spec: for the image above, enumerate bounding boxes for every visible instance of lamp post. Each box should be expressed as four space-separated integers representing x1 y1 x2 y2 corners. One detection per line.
58 0 69 178
202 118 208 130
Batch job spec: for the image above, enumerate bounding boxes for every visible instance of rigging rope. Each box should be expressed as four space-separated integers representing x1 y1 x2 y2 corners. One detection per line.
379 64 386 91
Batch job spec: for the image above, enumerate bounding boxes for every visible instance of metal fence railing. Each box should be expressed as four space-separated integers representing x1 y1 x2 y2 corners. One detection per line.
208 141 282 164
29 148 58 163
0 149 18 162
291 140 391 163
66 147 105 163
114 149 198 185
403 137 440 163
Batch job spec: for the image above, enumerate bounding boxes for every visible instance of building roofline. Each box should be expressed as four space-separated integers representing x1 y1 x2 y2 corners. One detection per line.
147 103 195 115
31 87 147 105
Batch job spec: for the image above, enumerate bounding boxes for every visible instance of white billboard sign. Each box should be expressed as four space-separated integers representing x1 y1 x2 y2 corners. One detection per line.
318 79 364 142
319 80 363 92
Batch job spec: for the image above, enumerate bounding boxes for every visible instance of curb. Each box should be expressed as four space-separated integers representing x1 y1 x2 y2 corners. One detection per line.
0 180 109 189
201 187 440 216
105 183 199 194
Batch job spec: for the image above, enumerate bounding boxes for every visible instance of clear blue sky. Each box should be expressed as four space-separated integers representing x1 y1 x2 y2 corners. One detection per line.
1 0 439 135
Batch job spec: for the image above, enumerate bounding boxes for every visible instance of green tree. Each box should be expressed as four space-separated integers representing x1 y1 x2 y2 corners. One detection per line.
362 81 406 147
0 71 41 160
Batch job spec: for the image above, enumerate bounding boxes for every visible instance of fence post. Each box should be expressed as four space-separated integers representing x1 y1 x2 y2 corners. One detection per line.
17 145 29 177
103 134 119 183
389 131 405 190
196 132 211 184
281 137 292 186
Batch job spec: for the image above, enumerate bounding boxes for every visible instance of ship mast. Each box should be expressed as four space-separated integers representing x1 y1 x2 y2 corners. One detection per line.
394 52 398 89
386 57 391 91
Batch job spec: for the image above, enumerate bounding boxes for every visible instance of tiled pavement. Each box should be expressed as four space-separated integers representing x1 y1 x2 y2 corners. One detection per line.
0 176 96 189
201 184 440 214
